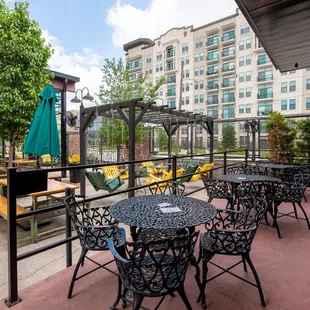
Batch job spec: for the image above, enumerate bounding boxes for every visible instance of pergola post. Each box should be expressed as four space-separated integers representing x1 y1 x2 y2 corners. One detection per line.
79 108 86 196
128 102 136 198
190 123 194 156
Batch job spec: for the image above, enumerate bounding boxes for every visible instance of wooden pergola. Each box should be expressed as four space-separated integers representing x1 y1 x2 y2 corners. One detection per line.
79 99 214 196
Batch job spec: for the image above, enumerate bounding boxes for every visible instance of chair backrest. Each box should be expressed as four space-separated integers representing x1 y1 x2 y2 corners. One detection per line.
84 170 107 191
64 194 124 250
184 159 199 170
227 165 245 174
178 165 199 183
201 163 214 172
201 173 232 199
102 165 119 179
141 161 154 167
109 232 199 294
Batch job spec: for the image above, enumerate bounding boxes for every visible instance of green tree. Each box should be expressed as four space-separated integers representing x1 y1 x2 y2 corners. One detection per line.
294 119 310 162
265 111 295 163
99 57 165 103
221 125 237 150
0 1 53 164
156 128 168 150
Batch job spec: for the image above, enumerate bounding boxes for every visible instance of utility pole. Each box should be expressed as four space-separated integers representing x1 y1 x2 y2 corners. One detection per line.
175 62 184 155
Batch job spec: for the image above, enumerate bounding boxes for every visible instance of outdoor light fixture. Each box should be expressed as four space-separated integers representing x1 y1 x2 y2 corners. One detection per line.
71 87 94 107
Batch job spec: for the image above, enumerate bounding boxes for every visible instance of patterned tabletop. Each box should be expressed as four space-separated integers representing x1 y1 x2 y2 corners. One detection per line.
110 194 217 229
256 163 297 170
219 174 281 184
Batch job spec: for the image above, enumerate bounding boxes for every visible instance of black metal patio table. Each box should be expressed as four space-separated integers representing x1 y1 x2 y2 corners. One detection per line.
110 194 217 241
256 163 297 170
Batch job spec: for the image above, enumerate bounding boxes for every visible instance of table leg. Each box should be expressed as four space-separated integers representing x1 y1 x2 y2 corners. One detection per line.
32 197 38 243
130 226 138 242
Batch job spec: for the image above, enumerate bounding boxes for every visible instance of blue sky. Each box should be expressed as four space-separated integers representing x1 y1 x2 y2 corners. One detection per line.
6 0 237 106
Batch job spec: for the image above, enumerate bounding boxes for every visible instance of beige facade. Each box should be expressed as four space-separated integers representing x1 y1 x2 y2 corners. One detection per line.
124 9 310 150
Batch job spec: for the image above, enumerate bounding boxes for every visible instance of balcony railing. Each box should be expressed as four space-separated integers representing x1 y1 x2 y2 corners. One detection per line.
207 83 219 90
222 66 235 72
222 51 235 57
222 112 235 118
166 64 175 71
222 81 235 88
208 112 218 119
207 69 218 75
207 38 219 46
257 92 273 99
207 99 218 105
207 55 219 61
222 97 235 103
166 51 174 58
167 89 176 97
222 32 235 41
257 59 271 65
257 75 273 82
167 76 176 84
257 109 272 116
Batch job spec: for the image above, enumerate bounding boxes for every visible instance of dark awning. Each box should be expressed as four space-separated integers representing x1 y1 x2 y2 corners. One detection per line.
235 0 310 72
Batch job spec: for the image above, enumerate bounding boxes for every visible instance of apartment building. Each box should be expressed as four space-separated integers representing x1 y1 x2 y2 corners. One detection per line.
123 9 310 150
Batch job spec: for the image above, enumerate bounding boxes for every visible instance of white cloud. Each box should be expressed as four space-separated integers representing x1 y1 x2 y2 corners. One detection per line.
107 0 238 47
42 30 103 110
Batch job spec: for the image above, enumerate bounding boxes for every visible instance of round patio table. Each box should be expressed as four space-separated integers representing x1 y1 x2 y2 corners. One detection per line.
219 174 281 184
256 163 297 170
110 194 217 240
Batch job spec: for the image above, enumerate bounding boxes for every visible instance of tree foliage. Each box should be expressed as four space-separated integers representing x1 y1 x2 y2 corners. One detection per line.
221 125 237 150
99 57 165 103
156 128 168 149
265 111 295 163
294 119 310 160
0 0 53 161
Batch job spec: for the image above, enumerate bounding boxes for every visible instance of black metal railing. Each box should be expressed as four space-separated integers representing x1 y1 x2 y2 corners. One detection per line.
5 150 248 306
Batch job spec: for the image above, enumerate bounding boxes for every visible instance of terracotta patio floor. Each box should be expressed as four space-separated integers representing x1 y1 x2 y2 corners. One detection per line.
1 196 310 310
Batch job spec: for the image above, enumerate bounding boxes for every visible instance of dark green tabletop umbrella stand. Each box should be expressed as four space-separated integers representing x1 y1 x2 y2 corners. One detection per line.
24 84 60 158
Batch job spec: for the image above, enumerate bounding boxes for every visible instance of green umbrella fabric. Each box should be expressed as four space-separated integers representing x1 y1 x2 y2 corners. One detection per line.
23 84 60 157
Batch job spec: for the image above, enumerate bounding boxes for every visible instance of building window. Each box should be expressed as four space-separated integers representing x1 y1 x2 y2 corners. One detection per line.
207 33 219 46
207 79 218 90
185 83 190 91
167 87 176 97
239 104 244 114
258 102 273 116
246 55 251 65
281 100 287 110
146 55 152 64
306 97 310 109
182 42 189 54
258 52 270 65
239 72 244 82
168 100 176 108
239 56 244 66
194 67 199 76
289 98 296 110
258 68 273 82
222 76 234 88
200 66 204 75
194 81 198 90
167 74 176 84
290 80 296 91
199 94 204 103
207 107 218 119
222 61 234 72
207 49 219 61
246 103 251 113
223 91 235 103
207 94 218 105
181 97 184 105
240 23 250 35
194 95 199 104
129 58 142 69
195 53 199 63
239 88 244 98
200 52 204 61
200 80 204 89
306 78 310 90
281 82 287 93
258 86 273 99
222 29 235 41
239 40 244 50
246 71 252 81
222 106 235 119
207 64 218 75
156 52 162 62
195 38 203 50
246 87 251 97
185 96 190 105
185 70 190 78
246 39 251 49
222 45 235 57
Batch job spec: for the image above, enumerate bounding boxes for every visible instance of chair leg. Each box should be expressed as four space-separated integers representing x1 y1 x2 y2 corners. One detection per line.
273 203 282 239
68 248 88 298
292 202 298 219
297 202 310 229
132 293 144 310
304 194 307 202
198 259 208 309
177 282 192 310
242 255 248 272
208 197 213 203
110 276 122 310
190 255 202 295
81 249 88 267
244 253 266 307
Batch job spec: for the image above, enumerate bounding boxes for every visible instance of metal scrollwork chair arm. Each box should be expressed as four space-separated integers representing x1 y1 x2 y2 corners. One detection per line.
108 238 130 264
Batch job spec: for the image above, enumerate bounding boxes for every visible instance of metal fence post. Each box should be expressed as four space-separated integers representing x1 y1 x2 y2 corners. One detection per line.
5 168 21 306
65 187 72 268
224 151 227 175
172 156 177 195
245 149 248 166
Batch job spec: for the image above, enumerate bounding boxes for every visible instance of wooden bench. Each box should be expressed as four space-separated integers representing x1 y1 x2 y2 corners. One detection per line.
0 195 32 221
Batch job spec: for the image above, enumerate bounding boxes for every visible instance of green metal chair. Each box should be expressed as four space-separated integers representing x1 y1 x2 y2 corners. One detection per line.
84 170 124 193
176 164 199 195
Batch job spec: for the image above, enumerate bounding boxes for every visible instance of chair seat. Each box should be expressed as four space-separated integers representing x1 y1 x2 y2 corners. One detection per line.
123 254 184 296
201 231 248 256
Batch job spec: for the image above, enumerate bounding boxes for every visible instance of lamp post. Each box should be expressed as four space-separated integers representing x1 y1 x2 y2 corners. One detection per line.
71 87 93 196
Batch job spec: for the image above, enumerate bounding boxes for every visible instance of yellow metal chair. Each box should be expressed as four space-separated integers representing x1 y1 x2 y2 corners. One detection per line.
71 154 80 164
141 161 158 175
102 165 128 181
41 154 52 166
192 163 214 181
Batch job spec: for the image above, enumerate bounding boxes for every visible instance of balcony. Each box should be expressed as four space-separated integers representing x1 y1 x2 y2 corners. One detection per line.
207 69 219 76
222 97 235 104
221 66 235 74
257 59 272 67
206 38 219 48
166 89 176 97
257 75 273 83
257 109 272 116
166 63 175 72
221 32 235 44
207 98 218 105
166 50 174 59
208 112 218 119
167 76 176 84
257 92 273 100
221 51 235 59
206 83 219 91
222 112 235 119
222 81 235 89
206 55 219 63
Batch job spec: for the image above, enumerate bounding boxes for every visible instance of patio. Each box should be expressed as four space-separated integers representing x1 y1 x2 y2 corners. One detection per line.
1 189 309 310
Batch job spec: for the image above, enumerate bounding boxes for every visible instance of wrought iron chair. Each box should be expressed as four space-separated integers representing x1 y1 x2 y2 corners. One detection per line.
108 231 199 310
201 172 233 208
175 164 199 195
227 164 246 174
197 194 268 309
64 194 126 298
245 165 266 175
273 173 310 238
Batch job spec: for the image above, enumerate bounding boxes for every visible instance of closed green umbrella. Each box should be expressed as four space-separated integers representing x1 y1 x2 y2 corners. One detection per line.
23 84 60 157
